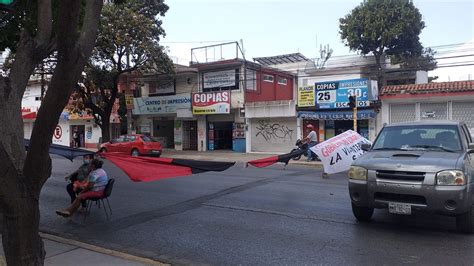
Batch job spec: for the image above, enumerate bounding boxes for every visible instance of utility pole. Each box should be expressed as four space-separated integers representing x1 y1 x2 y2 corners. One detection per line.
348 95 357 132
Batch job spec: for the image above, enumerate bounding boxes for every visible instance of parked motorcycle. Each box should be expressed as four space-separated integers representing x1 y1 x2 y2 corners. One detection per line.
290 139 320 161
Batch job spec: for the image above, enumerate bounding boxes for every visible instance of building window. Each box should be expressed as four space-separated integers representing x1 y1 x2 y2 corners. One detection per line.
246 69 257 91
263 74 274 83
278 78 288 85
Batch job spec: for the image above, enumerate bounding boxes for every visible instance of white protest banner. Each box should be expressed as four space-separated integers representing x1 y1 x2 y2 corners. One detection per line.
310 130 371 174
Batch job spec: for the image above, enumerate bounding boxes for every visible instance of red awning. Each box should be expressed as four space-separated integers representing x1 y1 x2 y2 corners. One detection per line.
22 112 37 120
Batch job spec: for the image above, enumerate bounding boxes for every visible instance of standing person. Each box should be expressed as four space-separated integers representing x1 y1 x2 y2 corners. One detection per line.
65 154 92 210
56 159 109 217
72 128 80 148
303 124 318 161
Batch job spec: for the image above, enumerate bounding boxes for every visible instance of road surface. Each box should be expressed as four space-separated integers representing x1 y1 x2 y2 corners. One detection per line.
39 155 474 265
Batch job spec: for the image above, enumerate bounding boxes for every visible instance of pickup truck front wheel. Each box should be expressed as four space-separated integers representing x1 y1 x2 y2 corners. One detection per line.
351 202 374 222
456 204 474 234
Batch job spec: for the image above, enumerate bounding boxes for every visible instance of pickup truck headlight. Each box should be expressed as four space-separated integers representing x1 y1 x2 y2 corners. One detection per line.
349 166 368 180
436 170 465 185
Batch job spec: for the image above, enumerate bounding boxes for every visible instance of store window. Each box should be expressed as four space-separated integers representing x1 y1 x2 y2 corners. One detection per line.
263 74 274 83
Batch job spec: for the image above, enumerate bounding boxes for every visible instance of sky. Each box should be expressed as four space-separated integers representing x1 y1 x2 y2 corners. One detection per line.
161 0 474 80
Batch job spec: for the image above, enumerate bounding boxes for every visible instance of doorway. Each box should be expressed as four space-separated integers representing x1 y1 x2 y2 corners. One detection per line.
183 121 198 151
153 119 174 148
211 122 233 150
333 119 369 137
70 125 85 148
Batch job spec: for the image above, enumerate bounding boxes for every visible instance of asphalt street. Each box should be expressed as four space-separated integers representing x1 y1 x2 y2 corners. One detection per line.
40 155 474 265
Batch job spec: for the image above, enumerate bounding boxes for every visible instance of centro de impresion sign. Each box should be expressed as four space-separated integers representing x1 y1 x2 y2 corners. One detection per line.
192 91 231 115
133 94 191 115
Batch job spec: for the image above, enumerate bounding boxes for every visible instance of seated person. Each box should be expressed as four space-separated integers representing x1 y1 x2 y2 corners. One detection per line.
65 155 92 210
56 159 109 217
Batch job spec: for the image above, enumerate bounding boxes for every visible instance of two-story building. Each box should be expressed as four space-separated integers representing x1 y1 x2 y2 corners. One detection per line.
123 64 199 151
189 42 296 153
245 56 296 153
255 53 423 143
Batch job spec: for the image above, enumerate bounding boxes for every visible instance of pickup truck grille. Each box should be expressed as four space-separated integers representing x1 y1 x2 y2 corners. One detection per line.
374 192 427 205
376 170 425 182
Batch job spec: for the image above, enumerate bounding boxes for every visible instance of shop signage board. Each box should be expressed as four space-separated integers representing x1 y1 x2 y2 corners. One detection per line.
297 86 315 107
192 91 231 115
297 110 376 120
203 69 237 89
315 78 374 109
310 130 371 174
133 94 191 115
125 94 134 110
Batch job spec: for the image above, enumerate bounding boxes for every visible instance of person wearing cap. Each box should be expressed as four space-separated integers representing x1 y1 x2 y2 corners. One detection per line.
303 124 318 161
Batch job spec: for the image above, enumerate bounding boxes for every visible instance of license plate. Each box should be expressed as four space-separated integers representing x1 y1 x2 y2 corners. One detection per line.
388 202 412 215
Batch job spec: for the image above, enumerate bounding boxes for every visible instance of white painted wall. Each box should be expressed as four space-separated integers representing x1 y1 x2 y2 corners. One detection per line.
197 116 207 151
250 117 297 153
245 100 296 118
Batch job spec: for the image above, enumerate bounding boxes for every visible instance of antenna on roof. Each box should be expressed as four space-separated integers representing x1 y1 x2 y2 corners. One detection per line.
315 44 333 69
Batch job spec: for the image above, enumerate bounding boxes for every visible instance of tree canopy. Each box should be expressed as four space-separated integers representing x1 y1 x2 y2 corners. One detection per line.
339 0 436 82
74 0 173 142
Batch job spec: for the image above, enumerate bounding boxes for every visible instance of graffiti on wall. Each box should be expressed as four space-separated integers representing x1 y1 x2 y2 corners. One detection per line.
255 120 294 142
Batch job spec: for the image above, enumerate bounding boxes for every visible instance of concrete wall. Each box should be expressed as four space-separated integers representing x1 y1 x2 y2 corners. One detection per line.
250 117 297 153
197 116 207 151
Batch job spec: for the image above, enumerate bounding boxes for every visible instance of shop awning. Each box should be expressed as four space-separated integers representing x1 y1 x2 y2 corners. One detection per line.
297 109 376 120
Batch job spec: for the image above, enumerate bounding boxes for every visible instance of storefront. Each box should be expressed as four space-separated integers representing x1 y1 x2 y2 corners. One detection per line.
132 93 197 150
297 78 379 141
192 90 246 152
23 110 104 149
379 81 474 135
245 100 298 153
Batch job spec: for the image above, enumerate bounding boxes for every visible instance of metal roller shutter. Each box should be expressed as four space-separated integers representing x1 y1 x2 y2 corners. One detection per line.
390 104 416 123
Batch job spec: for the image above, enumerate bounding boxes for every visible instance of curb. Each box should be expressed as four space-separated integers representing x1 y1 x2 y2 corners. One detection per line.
39 233 168 266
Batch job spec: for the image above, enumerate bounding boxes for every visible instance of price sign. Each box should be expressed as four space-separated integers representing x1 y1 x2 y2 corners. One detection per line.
316 90 337 104
315 79 370 109
125 94 134 110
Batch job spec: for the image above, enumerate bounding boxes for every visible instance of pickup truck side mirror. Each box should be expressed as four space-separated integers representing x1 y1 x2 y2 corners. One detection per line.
468 143 474 153
361 143 372 152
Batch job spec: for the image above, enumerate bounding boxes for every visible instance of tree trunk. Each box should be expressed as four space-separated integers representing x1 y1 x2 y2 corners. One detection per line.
101 118 111 143
0 1 103 265
2 193 45 265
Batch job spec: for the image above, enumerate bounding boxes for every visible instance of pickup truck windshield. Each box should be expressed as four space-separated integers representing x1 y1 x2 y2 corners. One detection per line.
372 125 462 152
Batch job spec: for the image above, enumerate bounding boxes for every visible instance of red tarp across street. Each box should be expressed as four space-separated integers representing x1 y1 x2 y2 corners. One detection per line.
246 149 305 168
101 153 235 182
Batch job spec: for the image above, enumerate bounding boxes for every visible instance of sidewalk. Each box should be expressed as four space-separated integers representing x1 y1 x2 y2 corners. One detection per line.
0 233 166 266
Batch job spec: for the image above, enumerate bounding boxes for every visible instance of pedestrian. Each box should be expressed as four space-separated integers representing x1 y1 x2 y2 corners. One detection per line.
56 159 109 218
72 129 79 148
65 154 92 211
302 124 318 161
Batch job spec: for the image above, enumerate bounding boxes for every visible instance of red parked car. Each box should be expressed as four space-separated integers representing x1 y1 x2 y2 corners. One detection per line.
99 134 162 157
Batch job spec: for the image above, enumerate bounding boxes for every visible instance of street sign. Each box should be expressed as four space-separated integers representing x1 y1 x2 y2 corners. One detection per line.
125 94 134 110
